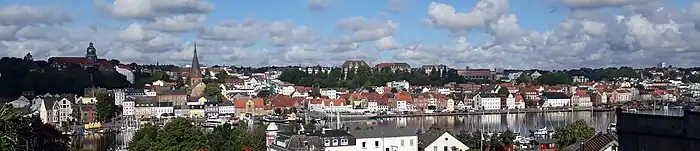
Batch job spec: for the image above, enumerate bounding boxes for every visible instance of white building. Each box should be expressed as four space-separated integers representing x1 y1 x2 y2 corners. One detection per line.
277 85 296 96
542 92 570 107
349 126 418 151
505 94 517 109
418 131 469 151
320 89 340 99
571 92 592 107
473 93 501 110
113 89 126 106
387 80 410 91
134 100 157 119
115 66 135 84
218 103 236 116
155 102 174 118
396 100 409 112
122 98 135 116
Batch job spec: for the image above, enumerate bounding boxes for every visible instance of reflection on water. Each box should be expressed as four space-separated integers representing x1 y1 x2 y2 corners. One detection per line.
340 109 683 136
79 132 117 151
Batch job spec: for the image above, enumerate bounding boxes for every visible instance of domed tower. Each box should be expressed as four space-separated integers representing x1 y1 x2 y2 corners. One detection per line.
85 42 98 67
266 123 279 150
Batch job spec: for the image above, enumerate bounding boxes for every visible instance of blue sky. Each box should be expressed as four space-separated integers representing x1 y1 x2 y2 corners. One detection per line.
1 0 700 69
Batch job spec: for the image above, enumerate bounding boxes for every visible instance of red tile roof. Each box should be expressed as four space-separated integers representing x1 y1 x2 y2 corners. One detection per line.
269 94 300 108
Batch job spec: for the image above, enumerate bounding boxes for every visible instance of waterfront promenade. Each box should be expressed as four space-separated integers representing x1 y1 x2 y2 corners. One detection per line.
375 107 614 118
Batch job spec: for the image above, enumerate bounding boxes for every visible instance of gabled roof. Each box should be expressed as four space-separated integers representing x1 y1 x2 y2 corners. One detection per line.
542 92 570 99
562 132 618 151
417 129 451 149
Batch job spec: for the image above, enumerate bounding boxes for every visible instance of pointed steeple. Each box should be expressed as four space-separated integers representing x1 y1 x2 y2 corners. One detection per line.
190 41 202 78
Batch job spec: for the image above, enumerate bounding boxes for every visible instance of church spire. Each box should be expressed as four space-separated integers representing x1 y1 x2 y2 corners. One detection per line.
190 41 202 78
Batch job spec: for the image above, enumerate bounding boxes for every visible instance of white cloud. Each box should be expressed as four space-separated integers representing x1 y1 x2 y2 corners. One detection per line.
308 0 330 12
2 1 700 69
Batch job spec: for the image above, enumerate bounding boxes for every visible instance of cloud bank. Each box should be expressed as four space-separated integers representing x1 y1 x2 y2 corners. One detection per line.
0 0 699 69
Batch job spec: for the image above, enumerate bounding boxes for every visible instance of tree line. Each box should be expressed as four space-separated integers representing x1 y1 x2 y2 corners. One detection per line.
277 67 494 89
128 118 266 151
278 66 700 88
0 57 131 98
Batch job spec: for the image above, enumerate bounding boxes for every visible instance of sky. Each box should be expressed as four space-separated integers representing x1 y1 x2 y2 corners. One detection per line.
1 0 700 70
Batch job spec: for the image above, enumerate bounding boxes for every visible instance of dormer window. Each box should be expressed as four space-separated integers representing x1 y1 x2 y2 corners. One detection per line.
324 140 330 146
340 139 348 145
332 139 339 146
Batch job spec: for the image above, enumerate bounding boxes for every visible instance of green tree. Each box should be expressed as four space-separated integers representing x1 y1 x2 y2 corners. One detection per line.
497 87 509 97
553 120 595 147
515 73 531 83
128 123 159 151
0 105 70 151
215 72 230 83
499 130 516 146
203 83 222 98
129 118 206 151
95 92 117 122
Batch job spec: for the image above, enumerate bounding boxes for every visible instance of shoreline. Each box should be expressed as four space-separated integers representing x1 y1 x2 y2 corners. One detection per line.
374 108 614 118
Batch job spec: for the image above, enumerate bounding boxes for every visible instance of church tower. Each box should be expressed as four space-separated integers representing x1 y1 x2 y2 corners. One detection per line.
85 42 98 67
189 41 203 86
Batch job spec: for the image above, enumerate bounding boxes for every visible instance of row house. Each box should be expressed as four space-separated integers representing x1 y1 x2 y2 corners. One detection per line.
234 98 267 117
609 90 634 103
308 98 350 113
473 93 501 110
519 87 540 101
40 94 76 124
590 91 609 106
394 92 415 112
155 102 174 118
571 91 592 107
111 89 126 106
158 89 188 107
77 104 97 124
122 97 136 116
218 102 236 116
185 97 206 118
268 94 303 111
134 98 157 119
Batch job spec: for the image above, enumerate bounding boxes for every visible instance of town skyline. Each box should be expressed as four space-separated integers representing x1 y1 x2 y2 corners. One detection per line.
1 0 700 69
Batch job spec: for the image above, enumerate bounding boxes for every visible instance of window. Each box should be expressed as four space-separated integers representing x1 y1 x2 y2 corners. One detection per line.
410 139 414 146
385 148 389 151
443 146 448 151
434 146 438 151
362 142 366 148
324 140 330 146
375 141 379 147
401 140 404 146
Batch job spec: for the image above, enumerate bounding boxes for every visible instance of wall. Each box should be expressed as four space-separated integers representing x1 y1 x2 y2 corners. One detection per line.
425 133 469 151
617 108 700 151
355 136 418 151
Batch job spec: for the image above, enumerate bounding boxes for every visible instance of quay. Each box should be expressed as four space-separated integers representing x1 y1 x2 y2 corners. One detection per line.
375 107 614 118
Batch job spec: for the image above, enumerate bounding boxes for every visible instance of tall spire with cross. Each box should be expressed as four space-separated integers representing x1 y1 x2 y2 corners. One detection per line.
189 41 203 87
